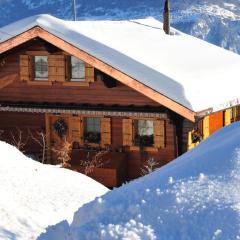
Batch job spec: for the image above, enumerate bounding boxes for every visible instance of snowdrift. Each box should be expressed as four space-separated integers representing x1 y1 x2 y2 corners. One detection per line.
40 122 240 239
0 141 108 240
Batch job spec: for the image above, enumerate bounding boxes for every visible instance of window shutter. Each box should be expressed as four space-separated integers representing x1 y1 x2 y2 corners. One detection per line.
203 116 209 139
65 56 70 81
154 120 165 148
20 55 32 82
85 63 94 82
69 117 82 143
101 117 111 146
224 109 231 126
122 119 133 146
48 55 66 82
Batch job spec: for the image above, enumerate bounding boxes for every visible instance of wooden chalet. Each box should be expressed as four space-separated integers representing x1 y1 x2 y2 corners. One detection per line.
1 15 240 187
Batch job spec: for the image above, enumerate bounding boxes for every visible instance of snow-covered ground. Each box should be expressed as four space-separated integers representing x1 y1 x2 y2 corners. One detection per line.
40 122 240 239
0 141 108 240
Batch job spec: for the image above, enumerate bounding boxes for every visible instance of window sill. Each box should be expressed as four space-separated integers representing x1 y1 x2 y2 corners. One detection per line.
129 146 159 152
83 142 101 148
27 81 52 86
63 81 89 87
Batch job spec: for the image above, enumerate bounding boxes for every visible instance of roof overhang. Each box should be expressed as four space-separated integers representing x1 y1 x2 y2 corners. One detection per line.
0 26 196 121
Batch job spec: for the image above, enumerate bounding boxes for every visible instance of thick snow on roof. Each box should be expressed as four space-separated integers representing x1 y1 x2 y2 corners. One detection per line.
39 122 240 240
1 14 240 112
0 141 108 240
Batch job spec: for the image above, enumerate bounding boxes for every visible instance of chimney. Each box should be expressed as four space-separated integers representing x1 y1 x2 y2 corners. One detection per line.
163 0 170 35
73 0 77 21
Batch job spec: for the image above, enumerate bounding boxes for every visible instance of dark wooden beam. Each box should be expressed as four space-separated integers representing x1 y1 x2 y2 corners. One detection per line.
163 0 170 35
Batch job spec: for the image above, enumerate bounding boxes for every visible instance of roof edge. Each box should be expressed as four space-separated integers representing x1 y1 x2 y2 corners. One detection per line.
0 26 196 122
197 97 240 119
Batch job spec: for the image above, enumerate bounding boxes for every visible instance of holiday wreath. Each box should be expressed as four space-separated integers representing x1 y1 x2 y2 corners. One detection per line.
53 119 68 138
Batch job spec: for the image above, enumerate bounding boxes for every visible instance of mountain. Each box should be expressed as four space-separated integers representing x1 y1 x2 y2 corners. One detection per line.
0 0 240 54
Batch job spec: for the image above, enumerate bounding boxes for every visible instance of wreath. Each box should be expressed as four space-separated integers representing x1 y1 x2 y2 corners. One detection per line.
53 119 68 138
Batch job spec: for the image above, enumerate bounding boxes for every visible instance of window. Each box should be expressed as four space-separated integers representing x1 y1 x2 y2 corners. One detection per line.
71 56 85 81
34 56 48 80
84 117 101 144
134 119 154 147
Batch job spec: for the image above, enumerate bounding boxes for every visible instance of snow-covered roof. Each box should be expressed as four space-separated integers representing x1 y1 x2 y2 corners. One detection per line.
1 14 240 114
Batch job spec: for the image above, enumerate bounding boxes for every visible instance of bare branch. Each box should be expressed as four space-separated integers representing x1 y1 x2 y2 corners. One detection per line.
52 138 72 167
10 128 29 152
141 157 159 176
29 130 49 164
79 149 109 175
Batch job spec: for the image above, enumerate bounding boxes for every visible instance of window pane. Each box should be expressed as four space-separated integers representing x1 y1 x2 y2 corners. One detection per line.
138 120 153 136
84 117 101 143
71 56 85 81
35 56 48 80
134 120 154 147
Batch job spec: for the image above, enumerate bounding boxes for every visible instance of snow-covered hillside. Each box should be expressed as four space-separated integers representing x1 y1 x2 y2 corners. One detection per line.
40 122 240 239
0 0 240 54
0 141 108 240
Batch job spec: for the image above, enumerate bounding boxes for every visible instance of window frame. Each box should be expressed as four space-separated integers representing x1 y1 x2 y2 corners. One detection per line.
83 117 101 145
20 52 93 86
21 51 52 85
133 119 154 147
62 55 91 87
34 55 49 81
70 56 86 82
123 117 165 152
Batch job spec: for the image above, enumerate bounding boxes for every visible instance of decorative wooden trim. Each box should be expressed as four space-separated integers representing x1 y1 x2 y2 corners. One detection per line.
0 105 168 119
0 26 195 121
0 27 39 54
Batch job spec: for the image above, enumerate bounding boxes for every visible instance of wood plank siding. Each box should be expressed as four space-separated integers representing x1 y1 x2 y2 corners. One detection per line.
0 38 179 185
209 111 224 135
0 112 177 181
0 51 159 106
0 112 45 156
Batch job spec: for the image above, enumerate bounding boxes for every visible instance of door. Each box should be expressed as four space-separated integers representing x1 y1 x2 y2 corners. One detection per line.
46 114 70 164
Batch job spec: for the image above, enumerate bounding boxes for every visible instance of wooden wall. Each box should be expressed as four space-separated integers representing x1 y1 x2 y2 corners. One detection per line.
0 39 179 182
0 39 159 107
126 119 176 179
106 117 176 180
0 112 176 181
209 112 224 135
0 112 45 157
